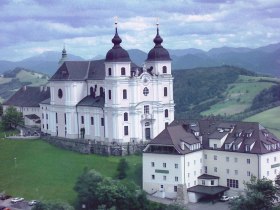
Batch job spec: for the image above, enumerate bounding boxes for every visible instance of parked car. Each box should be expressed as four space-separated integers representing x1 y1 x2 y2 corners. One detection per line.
229 195 239 201
220 195 229 202
28 200 38 206
11 197 24 203
0 195 12 200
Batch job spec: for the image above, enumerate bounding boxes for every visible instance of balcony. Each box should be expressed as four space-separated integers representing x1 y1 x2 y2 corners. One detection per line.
141 113 154 120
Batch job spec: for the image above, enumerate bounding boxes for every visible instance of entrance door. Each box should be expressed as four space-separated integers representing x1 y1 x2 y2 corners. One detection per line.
145 128 151 140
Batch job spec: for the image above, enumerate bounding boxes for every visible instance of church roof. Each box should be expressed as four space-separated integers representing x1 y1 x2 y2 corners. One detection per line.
3 86 50 107
50 60 105 81
77 95 105 108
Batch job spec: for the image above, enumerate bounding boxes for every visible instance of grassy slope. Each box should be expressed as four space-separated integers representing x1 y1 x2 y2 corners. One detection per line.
16 70 48 86
201 75 280 116
0 139 142 204
244 106 280 138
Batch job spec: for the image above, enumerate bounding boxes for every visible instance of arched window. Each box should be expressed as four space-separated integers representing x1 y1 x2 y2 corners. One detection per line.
90 87 94 96
164 87 168 96
108 68 112 76
121 67 126 75
58 89 63 98
123 89 127 99
124 112 128 121
163 66 167 73
143 87 149 96
108 90 112 100
165 109 168 118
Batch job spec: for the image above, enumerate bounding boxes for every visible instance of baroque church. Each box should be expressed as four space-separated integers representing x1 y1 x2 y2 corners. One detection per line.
39 23 175 143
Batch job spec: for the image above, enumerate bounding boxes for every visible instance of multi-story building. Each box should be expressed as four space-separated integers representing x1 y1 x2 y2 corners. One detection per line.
39 23 175 142
143 120 280 202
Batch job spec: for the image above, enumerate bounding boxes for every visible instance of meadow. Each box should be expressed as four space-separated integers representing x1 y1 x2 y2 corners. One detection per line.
0 138 142 204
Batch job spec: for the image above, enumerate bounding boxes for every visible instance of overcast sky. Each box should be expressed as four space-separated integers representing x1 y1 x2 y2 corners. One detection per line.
0 0 279 61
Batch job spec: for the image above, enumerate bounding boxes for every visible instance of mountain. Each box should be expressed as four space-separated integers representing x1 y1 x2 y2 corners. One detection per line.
127 49 147 66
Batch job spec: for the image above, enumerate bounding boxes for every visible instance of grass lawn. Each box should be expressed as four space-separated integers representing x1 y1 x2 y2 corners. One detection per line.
0 138 142 204
202 75 277 116
244 106 280 138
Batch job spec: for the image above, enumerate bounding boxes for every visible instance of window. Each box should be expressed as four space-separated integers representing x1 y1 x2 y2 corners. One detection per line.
226 157 229 162
247 171 251 176
187 173 190 178
56 113 58 123
234 157 238 163
124 112 128 121
64 113 66 125
174 186 177 192
143 87 149 96
194 181 196 185
175 164 178 169
211 180 214 185
204 166 207 174
101 118 104 126
227 179 239 188
267 158 269 163
161 185 163 188
194 160 196 165
235 170 238 175
175 176 178 182
214 155 217 160
152 175 155 180
124 126 128 135
247 159 250 164
204 154 207 159
144 105 149 114
164 87 168 96
46 124 48 129
108 68 112 76
227 169 230 174
163 163 166 168
145 122 150 126
151 162 155 167
108 90 112 100
214 144 217 149
121 67 126 75
165 122 168 128
90 87 94 96
163 66 167 73
42 113 44 119
164 109 168 118
81 116 84 124
163 176 166 181
202 180 205 185
214 167 217 172
58 89 63 98
91 117 94 125
123 89 127 99
245 145 250 152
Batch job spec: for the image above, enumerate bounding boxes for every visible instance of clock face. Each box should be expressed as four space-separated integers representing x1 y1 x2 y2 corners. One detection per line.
142 75 150 85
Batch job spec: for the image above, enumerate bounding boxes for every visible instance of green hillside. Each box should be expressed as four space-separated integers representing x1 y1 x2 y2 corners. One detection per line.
244 106 280 138
0 68 49 102
201 75 280 116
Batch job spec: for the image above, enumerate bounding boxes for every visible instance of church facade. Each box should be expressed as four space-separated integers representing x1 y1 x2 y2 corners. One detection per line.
40 24 175 143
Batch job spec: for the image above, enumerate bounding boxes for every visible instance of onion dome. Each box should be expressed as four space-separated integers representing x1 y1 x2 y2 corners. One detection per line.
105 23 131 62
146 24 171 61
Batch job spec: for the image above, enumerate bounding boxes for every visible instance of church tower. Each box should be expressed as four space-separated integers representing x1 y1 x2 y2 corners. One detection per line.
58 45 67 66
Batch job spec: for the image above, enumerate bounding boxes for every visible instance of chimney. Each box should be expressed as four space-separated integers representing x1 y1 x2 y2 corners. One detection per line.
180 141 185 150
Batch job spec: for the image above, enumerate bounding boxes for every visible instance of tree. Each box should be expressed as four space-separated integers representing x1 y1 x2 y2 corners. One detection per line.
32 201 74 210
0 103 3 116
1 106 23 130
230 176 277 210
116 158 129 180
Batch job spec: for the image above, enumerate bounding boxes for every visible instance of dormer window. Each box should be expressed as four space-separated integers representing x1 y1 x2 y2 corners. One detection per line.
162 66 167 73
121 67 126 75
245 145 250 152
233 145 237 151
225 144 230 150
108 68 112 76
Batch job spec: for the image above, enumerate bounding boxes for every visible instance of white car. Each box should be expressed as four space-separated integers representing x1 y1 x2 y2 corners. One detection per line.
220 195 229 202
28 200 38 206
11 197 24 203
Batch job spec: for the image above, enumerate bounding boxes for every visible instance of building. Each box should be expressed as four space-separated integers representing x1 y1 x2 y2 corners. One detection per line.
2 86 50 127
39 22 174 142
142 119 280 203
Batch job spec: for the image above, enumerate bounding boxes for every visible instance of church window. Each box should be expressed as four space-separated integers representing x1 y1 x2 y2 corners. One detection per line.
58 89 63 98
124 126 129 135
144 105 149 114
81 116 84 124
91 117 94 125
163 66 167 73
121 67 126 75
101 118 104 126
108 68 112 76
164 87 168 96
108 90 112 100
56 113 58 123
124 112 128 121
46 124 49 129
42 113 44 119
123 89 127 99
164 109 168 118
143 87 149 96
174 186 177 192
46 114 48 119
64 113 67 125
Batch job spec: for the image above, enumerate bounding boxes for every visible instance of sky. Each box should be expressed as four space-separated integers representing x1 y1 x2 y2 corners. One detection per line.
0 0 280 61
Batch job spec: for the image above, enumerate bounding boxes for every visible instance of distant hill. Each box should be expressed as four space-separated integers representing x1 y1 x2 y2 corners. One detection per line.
0 67 49 102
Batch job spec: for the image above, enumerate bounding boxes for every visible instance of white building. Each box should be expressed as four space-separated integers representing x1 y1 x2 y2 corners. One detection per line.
39 23 175 142
143 120 280 203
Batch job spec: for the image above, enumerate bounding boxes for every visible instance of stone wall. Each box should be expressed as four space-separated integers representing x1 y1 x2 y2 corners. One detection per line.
42 136 147 156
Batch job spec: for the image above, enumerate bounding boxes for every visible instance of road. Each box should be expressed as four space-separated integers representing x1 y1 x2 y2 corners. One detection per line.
0 198 32 210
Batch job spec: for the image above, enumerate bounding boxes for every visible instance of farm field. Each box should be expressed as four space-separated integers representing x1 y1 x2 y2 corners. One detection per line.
0 138 142 204
201 75 280 116
244 106 280 138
